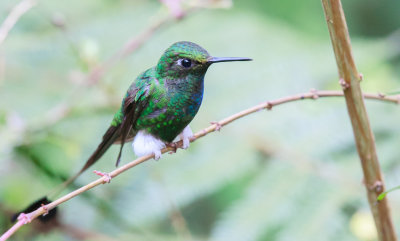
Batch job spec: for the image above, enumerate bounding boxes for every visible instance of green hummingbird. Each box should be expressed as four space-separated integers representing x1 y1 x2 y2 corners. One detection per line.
73 41 252 179
13 41 251 223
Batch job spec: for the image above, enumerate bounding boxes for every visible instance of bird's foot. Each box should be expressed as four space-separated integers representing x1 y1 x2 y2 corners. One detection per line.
179 125 193 149
166 142 178 154
210 121 222 131
17 213 32 224
93 170 112 184
153 149 162 160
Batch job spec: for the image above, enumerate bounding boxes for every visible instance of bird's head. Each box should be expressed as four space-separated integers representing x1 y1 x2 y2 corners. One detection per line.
156 41 251 79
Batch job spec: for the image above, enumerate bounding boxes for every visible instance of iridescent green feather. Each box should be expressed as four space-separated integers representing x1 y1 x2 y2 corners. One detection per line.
110 42 211 142
40 41 250 197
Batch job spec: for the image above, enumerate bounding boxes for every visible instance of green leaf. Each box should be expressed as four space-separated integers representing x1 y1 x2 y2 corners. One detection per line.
377 185 400 201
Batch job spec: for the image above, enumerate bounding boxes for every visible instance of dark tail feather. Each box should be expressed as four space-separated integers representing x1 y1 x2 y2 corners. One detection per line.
115 146 123 167
114 98 137 167
48 125 121 198
19 125 124 223
51 89 141 196
115 124 132 167
79 125 121 173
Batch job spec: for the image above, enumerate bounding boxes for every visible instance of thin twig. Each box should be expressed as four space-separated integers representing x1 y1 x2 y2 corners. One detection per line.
87 7 197 84
1 89 399 241
0 221 24 241
0 0 37 46
321 1 397 240
30 7 198 130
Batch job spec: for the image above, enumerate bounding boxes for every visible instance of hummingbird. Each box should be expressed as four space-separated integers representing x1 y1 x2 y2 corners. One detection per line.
13 42 251 222
76 41 252 175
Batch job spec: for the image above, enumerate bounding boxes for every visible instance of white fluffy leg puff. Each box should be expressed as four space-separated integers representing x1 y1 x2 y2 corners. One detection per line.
133 130 166 160
179 125 193 149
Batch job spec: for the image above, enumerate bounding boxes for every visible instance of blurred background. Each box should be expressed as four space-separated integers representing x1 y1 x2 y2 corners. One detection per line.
1 0 400 240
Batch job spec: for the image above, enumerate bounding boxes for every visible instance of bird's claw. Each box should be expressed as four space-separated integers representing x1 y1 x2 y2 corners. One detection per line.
17 213 32 224
167 142 178 154
153 150 162 160
177 125 193 150
210 121 222 131
93 170 112 184
182 138 190 149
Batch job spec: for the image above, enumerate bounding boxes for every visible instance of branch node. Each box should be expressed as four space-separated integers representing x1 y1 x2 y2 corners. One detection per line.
339 78 350 90
378 92 386 98
369 181 383 193
210 121 222 131
159 0 185 19
41 204 49 216
93 170 112 184
265 101 273 110
310 88 319 99
359 73 364 81
325 15 333 24
17 213 32 225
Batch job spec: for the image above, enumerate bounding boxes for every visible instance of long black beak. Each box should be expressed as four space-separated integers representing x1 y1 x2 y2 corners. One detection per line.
207 57 252 64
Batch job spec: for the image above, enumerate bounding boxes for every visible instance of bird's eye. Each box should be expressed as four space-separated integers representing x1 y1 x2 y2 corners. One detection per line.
179 58 192 68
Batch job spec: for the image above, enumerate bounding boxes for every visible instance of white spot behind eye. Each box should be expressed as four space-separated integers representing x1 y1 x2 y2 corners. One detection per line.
177 58 192 68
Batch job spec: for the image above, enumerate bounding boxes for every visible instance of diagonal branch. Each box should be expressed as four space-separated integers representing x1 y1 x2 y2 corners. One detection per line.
321 1 397 240
1 89 399 241
0 0 37 46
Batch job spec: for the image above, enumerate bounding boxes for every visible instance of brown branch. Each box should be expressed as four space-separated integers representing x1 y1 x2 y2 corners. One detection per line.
1 89 399 241
0 0 37 46
321 1 397 241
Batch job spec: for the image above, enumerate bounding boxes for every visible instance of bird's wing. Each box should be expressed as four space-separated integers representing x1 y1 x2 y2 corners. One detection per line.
113 85 150 166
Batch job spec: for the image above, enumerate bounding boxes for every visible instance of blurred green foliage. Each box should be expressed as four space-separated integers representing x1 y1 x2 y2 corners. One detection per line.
1 0 400 240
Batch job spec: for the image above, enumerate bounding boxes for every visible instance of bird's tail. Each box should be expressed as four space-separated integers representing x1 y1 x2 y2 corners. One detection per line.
12 124 123 223
48 124 122 198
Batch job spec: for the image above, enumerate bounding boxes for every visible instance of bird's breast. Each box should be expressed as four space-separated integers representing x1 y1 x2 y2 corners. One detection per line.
137 78 204 142
171 80 204 118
